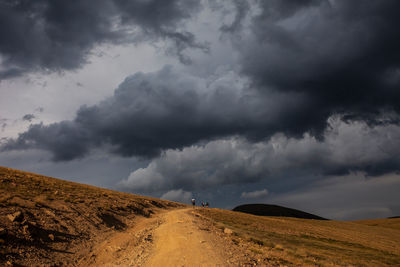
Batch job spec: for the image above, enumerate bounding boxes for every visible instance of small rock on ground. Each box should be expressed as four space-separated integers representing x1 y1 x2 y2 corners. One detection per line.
224 228 233 234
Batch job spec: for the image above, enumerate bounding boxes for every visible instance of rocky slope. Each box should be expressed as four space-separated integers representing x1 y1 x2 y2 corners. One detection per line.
0 166 183 266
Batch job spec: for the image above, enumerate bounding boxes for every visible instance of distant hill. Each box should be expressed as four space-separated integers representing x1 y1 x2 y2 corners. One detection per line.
232 204 327 220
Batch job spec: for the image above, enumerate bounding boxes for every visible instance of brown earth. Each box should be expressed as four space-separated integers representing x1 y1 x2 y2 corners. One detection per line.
0 166 184 266
144 209 227 266
1 166 400 266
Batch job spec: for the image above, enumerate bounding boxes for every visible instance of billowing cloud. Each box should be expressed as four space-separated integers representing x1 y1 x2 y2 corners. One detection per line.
4 1 400 162
2 65 306 160
160 189 192 204
0 0 204 78
118 119 400 193
118 137 265 192
241 189 269 199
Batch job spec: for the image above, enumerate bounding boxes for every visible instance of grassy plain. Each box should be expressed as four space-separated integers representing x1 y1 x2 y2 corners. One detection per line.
196 208 400 266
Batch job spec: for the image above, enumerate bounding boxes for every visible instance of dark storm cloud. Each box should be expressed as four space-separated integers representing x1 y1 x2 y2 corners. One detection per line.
3 0 400 177
3 66 289 160
4 62 400 178
4 121 92 161
0 0 203 78
234 0 400 136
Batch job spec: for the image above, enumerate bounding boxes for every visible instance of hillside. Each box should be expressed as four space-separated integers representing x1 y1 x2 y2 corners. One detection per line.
233 203 327 220
0 166 184 266
196 208 400 266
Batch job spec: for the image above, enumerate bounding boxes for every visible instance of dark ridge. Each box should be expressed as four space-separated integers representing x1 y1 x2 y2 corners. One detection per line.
232 204 328 220
388 216 400 219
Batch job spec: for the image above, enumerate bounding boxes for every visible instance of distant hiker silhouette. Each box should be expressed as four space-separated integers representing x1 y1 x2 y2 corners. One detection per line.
205 201 209 208
191 198 196 207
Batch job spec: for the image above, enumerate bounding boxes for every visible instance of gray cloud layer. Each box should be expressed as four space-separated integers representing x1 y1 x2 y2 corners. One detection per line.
4 0 400 153
3 65 305 160
0 0 204 78
119 119 400 193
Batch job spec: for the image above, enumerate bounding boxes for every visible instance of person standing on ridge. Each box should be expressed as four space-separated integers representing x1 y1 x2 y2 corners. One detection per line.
191 198 196 207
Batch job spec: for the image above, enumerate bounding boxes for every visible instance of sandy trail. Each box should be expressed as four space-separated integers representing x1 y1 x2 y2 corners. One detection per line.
82 208 228 266
144 208 227 267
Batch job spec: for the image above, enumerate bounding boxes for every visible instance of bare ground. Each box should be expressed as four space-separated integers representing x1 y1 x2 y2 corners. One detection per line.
144 209 228 267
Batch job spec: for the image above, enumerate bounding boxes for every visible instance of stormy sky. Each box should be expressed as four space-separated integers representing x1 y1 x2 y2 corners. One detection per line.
1 0 400 220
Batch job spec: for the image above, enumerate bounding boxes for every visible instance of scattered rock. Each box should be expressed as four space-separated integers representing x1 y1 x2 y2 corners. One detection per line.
48 234 55 241
224 228 233 234
144 234 153 242
7 211 23 222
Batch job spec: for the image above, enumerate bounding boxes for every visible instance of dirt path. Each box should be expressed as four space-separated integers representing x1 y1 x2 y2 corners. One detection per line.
81 208 229 266
144 208 227 267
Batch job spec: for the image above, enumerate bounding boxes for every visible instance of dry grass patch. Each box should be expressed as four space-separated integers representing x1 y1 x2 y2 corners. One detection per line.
196 208 400 266
354 217 400 231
